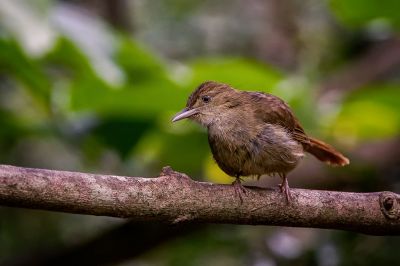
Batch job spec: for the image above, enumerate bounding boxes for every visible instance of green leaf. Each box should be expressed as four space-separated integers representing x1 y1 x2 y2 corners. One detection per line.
90 118 153 158
188 57 283 91
48 36 185 117
132 129 209 177
0 38 51 110
332 84 400 140
330 0 400 29
116 36 169 85
42 37 99 81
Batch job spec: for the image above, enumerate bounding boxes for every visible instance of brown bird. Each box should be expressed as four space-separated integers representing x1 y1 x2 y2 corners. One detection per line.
172 81 349 202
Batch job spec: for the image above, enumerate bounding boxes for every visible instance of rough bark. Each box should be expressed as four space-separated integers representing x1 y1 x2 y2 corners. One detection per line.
0 164 399 235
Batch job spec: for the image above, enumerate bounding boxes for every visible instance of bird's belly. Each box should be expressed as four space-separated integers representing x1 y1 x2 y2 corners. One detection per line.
208 125 304 177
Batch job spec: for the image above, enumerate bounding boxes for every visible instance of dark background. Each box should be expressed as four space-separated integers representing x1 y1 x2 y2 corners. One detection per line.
0 0 399 265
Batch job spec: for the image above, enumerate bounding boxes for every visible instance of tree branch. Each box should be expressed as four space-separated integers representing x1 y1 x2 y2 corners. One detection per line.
0 164 399 235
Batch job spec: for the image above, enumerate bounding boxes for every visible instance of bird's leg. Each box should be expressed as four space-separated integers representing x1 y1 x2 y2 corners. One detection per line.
278 173 292 203
232 176 247 203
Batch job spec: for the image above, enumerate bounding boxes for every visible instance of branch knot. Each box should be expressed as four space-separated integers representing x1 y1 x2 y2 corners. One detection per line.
160 166 191 180
379 191 400 220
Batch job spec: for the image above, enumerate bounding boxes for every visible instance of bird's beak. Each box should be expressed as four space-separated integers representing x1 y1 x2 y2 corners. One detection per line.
172 108 199 122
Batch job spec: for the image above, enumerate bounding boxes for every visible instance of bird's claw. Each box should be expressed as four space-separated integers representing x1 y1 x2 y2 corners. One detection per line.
232 178 247 203
279 178 292 204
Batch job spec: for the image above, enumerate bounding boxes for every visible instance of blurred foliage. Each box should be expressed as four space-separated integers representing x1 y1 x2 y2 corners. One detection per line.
0 0 399 265
331 0 400 28
188 57 282 89
332 84 400 141
147 226 249 266
0 39 51 108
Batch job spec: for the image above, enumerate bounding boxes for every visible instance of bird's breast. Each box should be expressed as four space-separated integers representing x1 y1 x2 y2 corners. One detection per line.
207 123 304 177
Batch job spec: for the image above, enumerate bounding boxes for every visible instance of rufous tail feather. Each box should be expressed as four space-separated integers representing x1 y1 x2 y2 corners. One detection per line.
304 137 349 166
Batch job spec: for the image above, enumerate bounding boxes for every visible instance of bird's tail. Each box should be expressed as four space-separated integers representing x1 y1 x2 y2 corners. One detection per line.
304 137 349 166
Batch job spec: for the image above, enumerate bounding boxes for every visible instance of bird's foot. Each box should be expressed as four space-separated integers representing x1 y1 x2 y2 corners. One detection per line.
278 175 292 204
232 178 247 203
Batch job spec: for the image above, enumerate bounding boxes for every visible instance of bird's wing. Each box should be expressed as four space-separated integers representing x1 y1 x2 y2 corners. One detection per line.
249 92 310 144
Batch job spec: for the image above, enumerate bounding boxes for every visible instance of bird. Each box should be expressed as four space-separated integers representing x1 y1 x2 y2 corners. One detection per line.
172 81 349 202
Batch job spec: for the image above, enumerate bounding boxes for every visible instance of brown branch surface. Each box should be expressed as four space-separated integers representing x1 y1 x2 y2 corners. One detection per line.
0 164 399 235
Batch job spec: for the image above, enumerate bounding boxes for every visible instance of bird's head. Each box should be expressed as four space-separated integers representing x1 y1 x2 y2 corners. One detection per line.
172 81 241 127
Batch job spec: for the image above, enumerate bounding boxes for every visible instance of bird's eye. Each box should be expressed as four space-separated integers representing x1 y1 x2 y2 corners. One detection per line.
202 95 211 103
